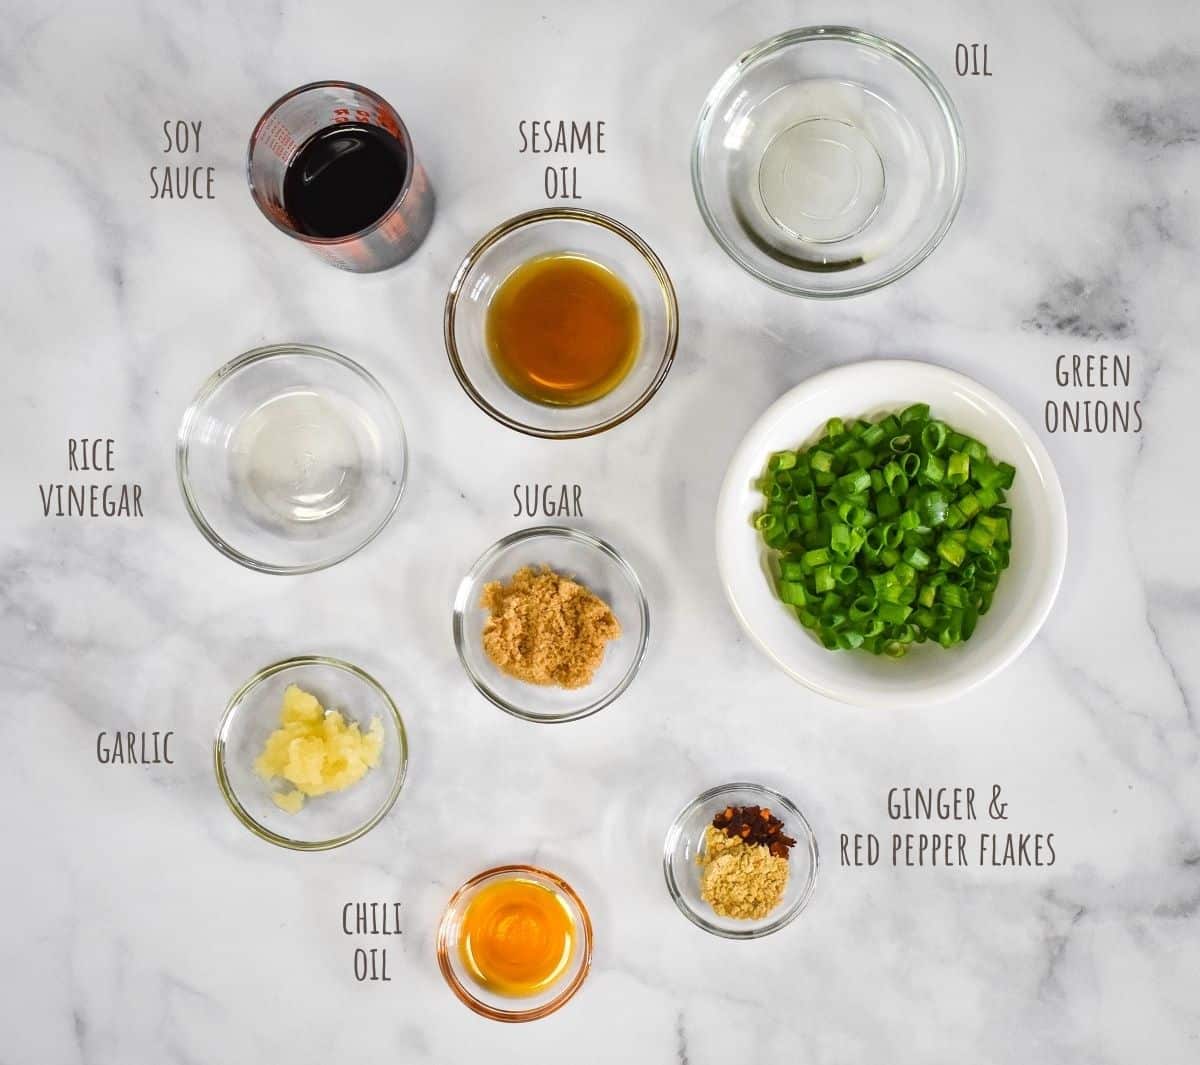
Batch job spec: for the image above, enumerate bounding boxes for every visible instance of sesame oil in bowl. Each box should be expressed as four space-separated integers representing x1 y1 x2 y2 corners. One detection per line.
486 253 641 406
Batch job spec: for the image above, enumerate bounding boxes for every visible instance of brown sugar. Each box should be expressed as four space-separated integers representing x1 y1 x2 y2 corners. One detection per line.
480 565 621 689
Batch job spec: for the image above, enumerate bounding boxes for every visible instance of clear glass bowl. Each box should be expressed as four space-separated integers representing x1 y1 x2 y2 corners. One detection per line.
663 782 819 939
436 864 593 1022
177 344 407 574
692 26 966 297
453 526 650 723
444 208 679 438
214 656 409 850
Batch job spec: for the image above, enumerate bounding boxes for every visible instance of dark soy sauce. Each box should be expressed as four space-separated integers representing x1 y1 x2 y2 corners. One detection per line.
283 123 408 239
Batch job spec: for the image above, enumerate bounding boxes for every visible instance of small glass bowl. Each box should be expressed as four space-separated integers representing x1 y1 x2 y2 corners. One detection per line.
693 26 966 297
453 526 650 723
444 208 679 438
436 864 593 1022
663 782 819 939
177 344 407 574
214 656 409 850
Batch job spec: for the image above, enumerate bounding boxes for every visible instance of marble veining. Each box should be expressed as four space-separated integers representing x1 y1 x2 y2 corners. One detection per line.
1 1 1199 1062
1023 275 1134 340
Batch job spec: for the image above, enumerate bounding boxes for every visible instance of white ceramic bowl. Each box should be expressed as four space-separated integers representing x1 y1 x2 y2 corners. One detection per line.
716 360 1067 708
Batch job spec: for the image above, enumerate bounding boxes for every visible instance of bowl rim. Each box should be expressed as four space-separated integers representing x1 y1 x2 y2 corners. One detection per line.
176 342 408 575
435 863 594 1022
443 207 680 439
452 525 651 723
213 654 409 850
663 781 820 940
691 24 967 299
714 359 1069 707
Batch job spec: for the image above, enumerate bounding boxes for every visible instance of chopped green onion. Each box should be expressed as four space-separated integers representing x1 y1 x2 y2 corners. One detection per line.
946 451 970 485
918 490 949 527
920 421 947 453
878 601 913 624
937 536 967 568
802 546 831 567
837 469 872 495
877 490 901 518
755 405 1016 656
778 580 807 606
813 565 835 594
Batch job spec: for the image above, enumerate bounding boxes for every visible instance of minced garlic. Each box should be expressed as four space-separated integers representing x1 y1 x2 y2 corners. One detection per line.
254 684 383 813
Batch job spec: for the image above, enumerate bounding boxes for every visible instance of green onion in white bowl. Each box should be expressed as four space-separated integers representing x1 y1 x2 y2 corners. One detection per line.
755 403 1016 657
716 360 1067 709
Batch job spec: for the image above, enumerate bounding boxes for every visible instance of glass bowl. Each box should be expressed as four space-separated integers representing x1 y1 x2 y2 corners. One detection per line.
692 26 966 297
453 526 650 723
214 656 409 850
177 343 407 574
444 208 679 438
436 864 593 1022
663 782 819 939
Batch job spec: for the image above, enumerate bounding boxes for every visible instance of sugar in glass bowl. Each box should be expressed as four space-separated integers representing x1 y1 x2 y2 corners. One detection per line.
453 526 650 723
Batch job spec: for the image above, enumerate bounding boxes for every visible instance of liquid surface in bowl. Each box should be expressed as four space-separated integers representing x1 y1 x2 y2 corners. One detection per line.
721 77 925 274
458 877 576 996
485 254 640 406
282 123 408 239
230 389 363 525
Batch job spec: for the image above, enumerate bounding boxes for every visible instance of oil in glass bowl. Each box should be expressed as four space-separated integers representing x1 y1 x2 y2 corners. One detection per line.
693 27 966 296
484 253 641 407
458 875 577 996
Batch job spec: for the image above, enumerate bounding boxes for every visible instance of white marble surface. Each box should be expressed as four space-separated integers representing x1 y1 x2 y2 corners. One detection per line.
2 0 1199 1061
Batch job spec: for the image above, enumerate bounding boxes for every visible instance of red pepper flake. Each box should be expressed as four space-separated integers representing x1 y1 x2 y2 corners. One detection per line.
712 804 797 859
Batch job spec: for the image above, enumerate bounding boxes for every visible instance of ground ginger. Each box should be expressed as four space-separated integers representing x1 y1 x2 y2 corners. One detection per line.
698 825 790 919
